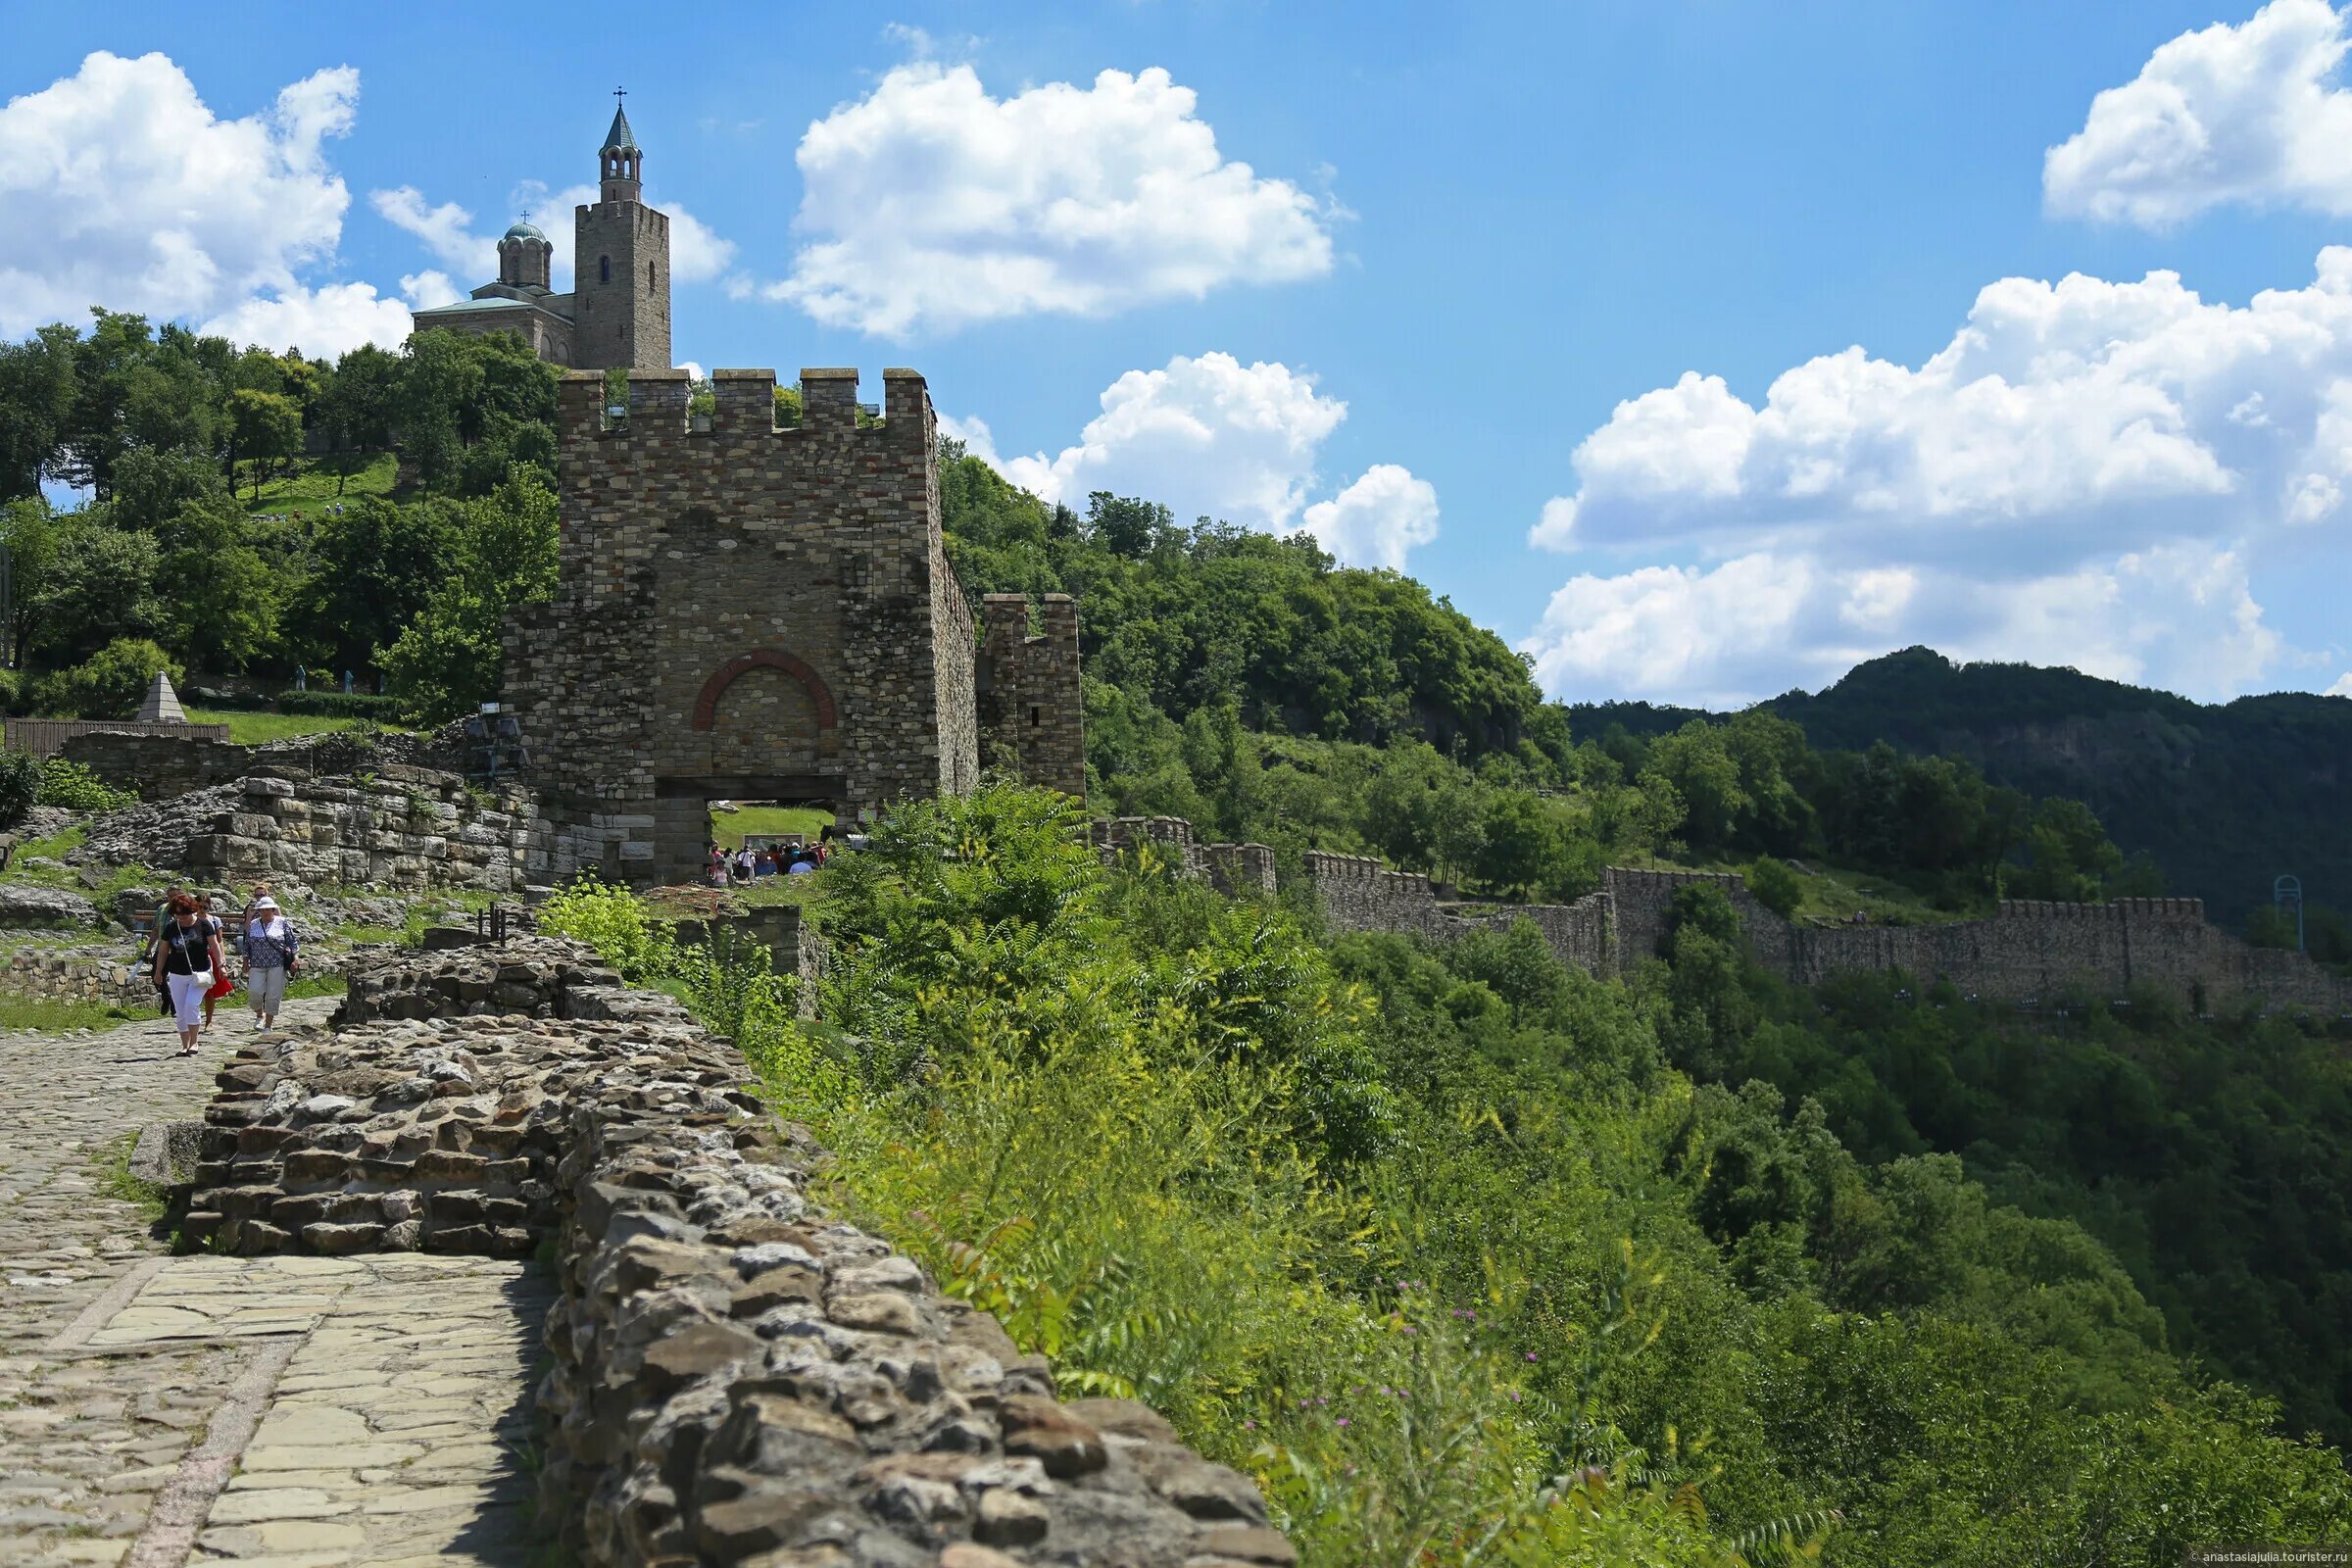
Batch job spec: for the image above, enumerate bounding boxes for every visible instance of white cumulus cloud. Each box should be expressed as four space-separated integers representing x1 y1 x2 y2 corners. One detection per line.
1519 249 2352 704
2045 0 2352 226
761 64 1335 337
0 51 358 336
2328 671 2352 694
371 186 491 276
945 353 1438 570
1520 543 2281 709
1538 251 2352 570
1298 465 1439 571
197 277 443 358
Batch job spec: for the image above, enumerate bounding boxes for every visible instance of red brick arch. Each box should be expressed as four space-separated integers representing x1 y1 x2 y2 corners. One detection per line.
691 650 839 732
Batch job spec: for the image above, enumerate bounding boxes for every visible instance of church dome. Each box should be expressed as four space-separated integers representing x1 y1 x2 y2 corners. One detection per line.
503 220 548 244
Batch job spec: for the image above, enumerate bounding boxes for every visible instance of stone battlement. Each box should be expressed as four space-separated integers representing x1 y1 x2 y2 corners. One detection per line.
1266 834 2350 1015
1996 896 2207 920
510 362 1083 885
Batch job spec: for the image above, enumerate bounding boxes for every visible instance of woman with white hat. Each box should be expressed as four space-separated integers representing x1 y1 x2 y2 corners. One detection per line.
242 895 300 1031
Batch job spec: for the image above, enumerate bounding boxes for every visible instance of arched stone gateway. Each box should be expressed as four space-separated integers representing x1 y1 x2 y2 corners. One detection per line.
690 649 839 734
501 366 1086 887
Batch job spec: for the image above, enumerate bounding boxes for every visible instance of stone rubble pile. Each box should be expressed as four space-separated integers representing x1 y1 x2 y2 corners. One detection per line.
185 941 1297 1567
74 782 243 868
335 934 621 1024
0 881 103 929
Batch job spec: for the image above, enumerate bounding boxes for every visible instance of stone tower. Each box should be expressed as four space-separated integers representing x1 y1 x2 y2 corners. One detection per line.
571 102 670 371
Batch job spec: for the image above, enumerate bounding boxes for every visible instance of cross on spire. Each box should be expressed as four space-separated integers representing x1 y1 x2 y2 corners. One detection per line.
613 85 627 103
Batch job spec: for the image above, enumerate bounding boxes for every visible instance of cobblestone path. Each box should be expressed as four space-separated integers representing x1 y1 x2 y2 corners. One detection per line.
0 1001 548 1568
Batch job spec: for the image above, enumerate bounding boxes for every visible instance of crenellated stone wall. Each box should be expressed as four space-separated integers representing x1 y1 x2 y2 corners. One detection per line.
1282 844 2352 1015
1093 818 1277 898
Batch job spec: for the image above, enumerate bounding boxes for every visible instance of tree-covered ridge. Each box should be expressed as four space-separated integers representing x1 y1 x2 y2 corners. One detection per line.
1576 646 2352 942
941 450 1549 757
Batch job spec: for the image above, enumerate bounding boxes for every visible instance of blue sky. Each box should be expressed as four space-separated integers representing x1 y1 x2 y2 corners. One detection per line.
5 1 2351 707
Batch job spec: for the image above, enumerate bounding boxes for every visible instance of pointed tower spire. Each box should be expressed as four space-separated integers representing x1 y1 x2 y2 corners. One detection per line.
599 87 642 203
136 669 187 724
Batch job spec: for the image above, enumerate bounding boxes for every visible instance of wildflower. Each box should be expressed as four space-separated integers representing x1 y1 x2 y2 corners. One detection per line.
1336 1417 1350 1427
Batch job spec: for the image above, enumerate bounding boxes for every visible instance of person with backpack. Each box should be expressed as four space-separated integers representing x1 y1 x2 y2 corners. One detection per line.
151 893 225 1057
242 895 299 1031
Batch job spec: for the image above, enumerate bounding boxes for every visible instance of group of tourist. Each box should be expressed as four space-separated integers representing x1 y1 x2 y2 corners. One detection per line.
707 843 824 886
144 883 301 1055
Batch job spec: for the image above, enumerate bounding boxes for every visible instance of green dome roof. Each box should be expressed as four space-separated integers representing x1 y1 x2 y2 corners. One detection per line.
503 220 548 244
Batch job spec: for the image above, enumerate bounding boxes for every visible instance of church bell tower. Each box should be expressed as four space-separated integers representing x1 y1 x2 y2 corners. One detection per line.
572 93 671 371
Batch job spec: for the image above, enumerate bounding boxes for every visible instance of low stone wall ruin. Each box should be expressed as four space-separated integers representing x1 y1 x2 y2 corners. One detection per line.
333 936 625 1025
181 940 1291 1566
58 729 253 801
132 767 542 895
1094 817 1276 898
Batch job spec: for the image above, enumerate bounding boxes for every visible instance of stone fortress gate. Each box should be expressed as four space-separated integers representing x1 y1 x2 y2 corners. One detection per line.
504 365 1084 884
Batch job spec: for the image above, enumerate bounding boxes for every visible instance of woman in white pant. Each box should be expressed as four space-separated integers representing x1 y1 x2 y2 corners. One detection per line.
242 895 299 1030
151 893 224 1058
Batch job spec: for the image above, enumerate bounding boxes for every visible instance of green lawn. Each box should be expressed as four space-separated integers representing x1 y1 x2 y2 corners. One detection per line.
184 709 390 745
0 993 145 1032
239 452 400 519
709 804 834 850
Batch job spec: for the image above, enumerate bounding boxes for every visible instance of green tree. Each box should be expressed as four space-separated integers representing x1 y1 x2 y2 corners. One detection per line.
0 497 61 666
26 514 164 665
29 635 180 717
158 495 279 671
0 324 76 501
1746 855 1803 918
378 466 560 717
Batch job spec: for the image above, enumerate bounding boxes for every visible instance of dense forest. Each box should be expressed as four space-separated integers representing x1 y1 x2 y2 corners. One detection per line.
6 313 2350 1559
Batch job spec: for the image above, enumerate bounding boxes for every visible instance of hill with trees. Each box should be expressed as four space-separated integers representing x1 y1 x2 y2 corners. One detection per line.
1576 648 2352 947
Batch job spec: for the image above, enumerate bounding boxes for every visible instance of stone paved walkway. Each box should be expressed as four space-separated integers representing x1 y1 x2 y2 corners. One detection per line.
0 1000 548 1568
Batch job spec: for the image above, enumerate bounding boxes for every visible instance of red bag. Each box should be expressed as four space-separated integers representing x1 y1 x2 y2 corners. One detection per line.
207 972 236 1002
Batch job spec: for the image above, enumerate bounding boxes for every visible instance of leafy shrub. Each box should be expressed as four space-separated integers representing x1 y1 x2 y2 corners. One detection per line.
36 758 136 812
0 750 38 829
537 874 679 984
0 667 22 715
29 638 181 719
1745 856 1803 919
275 690 401 717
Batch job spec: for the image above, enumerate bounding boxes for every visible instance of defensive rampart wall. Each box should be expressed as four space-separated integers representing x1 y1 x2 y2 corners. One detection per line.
1283 847 2352 1015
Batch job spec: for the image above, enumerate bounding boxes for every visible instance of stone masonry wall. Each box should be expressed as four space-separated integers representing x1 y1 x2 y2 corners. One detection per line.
183 943 1295 1567
979 595 1087 799
175 767 540 895
58 731 252 801
506 366 985 886
1291 854 2352 1013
